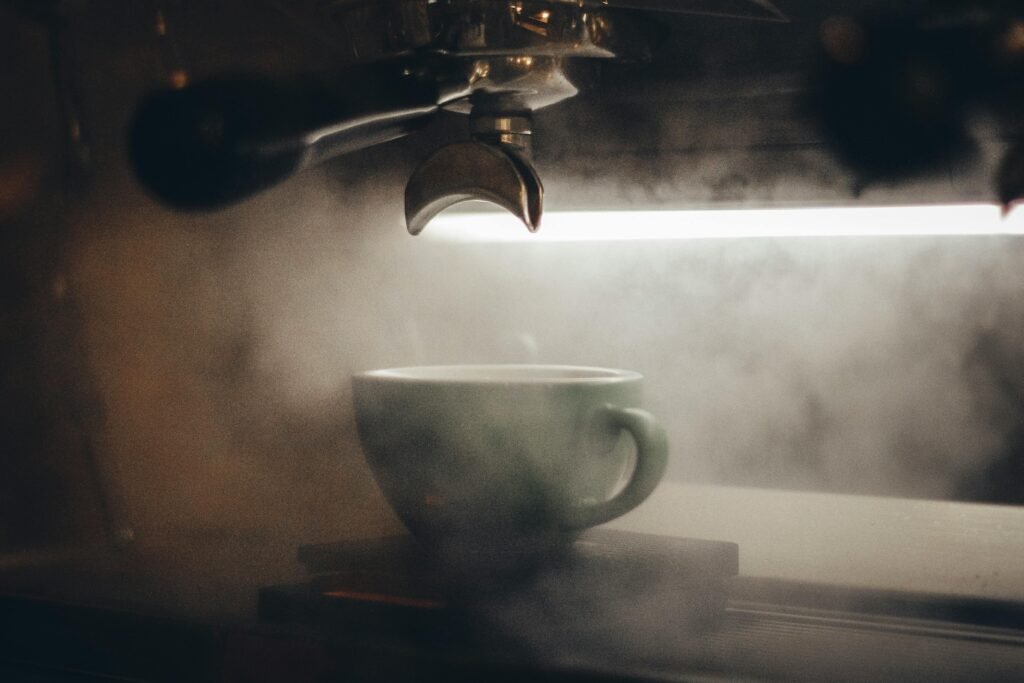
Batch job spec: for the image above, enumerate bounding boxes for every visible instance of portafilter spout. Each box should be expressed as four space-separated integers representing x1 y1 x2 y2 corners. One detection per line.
402 47 582 235
406 104 543 235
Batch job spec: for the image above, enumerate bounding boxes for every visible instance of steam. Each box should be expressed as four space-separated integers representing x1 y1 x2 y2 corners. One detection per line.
61 155 1024 623
55 71 1024 621
395 232 1024 503
63 164 417 613
70 163 1024 548
10 0 1020 642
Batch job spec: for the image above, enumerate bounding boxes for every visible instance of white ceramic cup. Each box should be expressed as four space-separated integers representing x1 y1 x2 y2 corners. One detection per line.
353 365 668 547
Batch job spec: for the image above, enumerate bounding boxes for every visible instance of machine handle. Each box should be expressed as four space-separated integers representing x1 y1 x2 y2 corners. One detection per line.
129 64 445 210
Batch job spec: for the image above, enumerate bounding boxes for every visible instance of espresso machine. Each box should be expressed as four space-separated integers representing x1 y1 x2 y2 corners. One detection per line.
125 0 1024 225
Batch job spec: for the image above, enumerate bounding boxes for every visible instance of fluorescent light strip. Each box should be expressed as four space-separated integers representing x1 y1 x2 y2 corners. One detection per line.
422 204 1024 242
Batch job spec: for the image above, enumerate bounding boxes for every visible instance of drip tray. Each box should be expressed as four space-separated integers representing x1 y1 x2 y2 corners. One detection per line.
259 529 738 666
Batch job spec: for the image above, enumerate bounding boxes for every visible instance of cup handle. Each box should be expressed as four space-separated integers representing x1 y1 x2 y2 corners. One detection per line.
563 405 669 530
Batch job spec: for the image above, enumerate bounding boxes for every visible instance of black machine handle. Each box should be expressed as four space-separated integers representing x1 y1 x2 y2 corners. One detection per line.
129 63 450 210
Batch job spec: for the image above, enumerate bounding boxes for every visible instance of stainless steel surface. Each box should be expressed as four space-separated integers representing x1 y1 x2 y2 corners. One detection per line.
405 140 543 234
451 55 581 114
405 52 578 232
407 104 545 234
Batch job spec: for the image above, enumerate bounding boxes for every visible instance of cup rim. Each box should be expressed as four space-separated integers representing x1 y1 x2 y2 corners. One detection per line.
354 364 642 385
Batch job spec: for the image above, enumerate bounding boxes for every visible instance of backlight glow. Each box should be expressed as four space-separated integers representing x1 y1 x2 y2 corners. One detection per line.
422 204 1024 242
